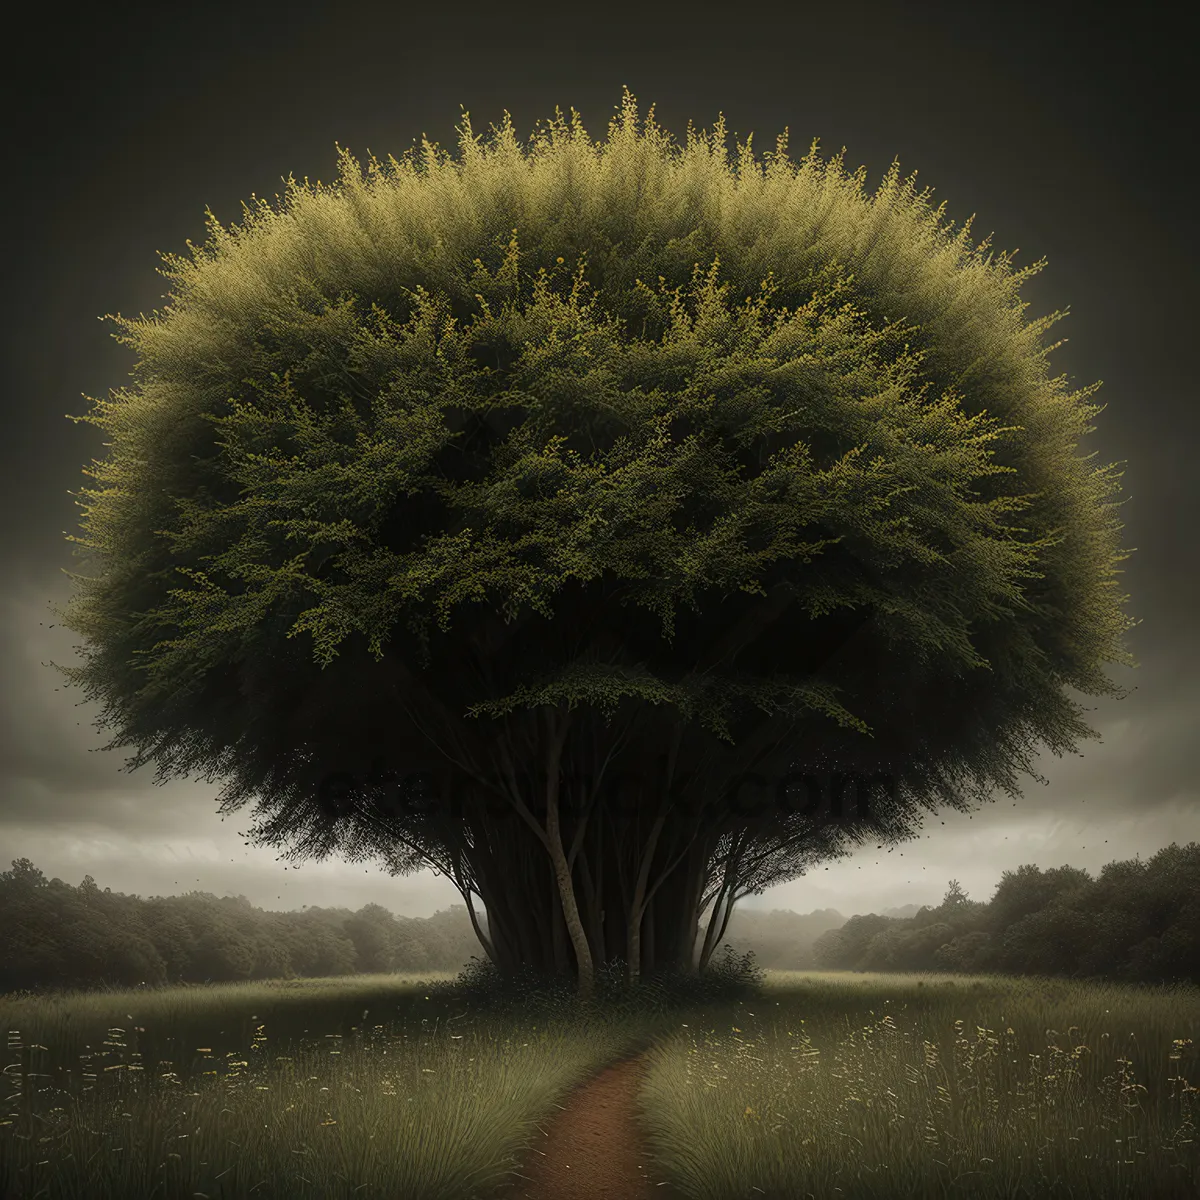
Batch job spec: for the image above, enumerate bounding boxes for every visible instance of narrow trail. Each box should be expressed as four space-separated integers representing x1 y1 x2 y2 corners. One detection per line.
487 1047 691 1200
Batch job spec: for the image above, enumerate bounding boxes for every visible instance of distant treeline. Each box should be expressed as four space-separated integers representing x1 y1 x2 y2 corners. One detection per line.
1 841 1196 994
809 843 1199 985
0 863 483 995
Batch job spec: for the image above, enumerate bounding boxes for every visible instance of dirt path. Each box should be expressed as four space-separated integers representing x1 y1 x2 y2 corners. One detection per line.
488 1047 691 1200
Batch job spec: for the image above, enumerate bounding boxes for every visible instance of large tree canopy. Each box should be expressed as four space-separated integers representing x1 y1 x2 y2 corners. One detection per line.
50 89 1136 1000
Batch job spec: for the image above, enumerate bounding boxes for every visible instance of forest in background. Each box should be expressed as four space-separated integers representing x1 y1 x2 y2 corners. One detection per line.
1 842 1196 995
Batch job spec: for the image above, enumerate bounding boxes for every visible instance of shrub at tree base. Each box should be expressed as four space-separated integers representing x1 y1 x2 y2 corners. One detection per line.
427 944 768 1022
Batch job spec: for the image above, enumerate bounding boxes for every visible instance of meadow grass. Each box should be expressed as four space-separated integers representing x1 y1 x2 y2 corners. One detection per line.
634 969 1200 1199
2 969 1195 1198
0 970 723 1200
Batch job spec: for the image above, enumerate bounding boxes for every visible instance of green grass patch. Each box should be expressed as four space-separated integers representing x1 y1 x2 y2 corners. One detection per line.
3 969 1195 1198
0 970 725 1199
634 969 1199 1199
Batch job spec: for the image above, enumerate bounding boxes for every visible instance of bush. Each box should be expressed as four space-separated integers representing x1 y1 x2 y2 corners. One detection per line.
427 956 578 1020
700 944 768 998
429 946 768 1022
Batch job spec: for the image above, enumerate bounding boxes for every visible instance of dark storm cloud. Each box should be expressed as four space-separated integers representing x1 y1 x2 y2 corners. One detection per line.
1 579 224 836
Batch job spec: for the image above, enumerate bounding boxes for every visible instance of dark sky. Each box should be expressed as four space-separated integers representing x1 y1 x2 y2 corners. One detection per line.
1 0 1195 921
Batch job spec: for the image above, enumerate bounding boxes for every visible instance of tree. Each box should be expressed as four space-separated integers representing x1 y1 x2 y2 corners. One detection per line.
190 924 256 982
344 903 400 973
988 863 1094 933
141 897 199 980
932 930 994 973
2 858 50 895
813 913 896 970
860 920 955 972
997 903 1093 977
48 89 1137 1003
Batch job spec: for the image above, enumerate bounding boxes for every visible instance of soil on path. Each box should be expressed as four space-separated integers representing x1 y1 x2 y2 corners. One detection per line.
487 1047 691 1200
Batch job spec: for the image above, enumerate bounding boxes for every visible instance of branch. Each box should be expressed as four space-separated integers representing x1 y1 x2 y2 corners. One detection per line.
628 722 684 921
642 799 724 914
491 732 553 853
565 708 638 870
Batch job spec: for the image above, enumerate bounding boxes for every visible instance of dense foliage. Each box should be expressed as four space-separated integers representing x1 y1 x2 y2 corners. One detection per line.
47 89 1136 998
0 857 477 994
811 841 1200 984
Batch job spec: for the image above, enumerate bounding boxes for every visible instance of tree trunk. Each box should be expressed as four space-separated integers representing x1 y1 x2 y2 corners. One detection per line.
449 851 498 966
625 724 683 987
551 863 569 974
448 714 767 992
625 807 666 988
642 888 656 976
577 851 607 967
469 821 719 987
673 836 712 975
699 887 731 973
702 884 742 973
542 705 595 1001
463 887 496 965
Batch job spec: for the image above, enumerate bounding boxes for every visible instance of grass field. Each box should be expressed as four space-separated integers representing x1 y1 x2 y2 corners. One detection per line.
636 970 1199 1198
1 968 1196 1199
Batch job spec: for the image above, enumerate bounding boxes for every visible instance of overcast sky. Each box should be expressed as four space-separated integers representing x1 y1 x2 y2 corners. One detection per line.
2 0 1196 925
